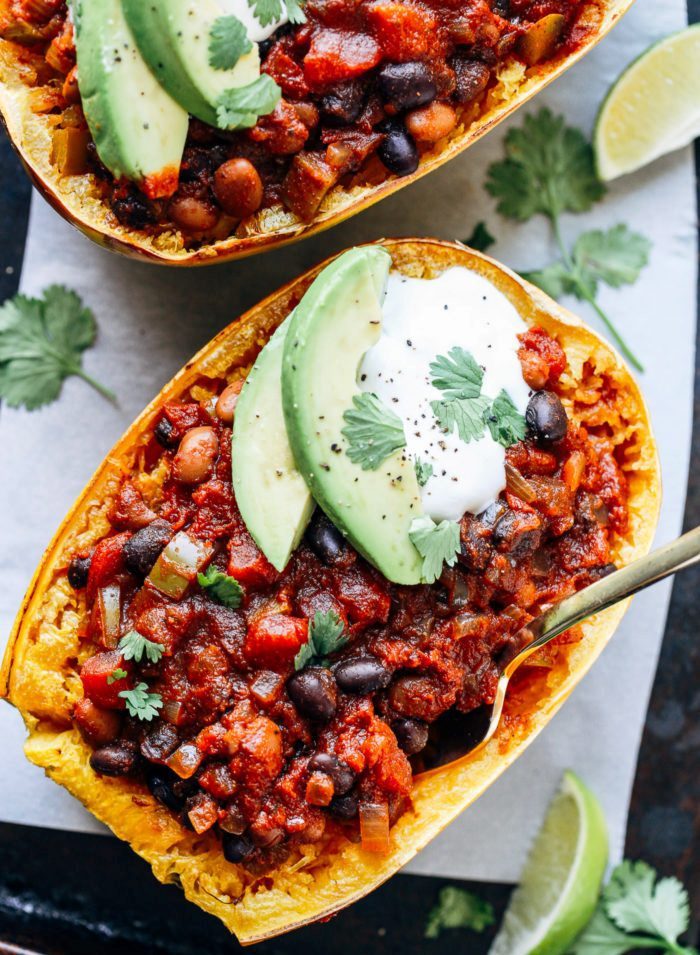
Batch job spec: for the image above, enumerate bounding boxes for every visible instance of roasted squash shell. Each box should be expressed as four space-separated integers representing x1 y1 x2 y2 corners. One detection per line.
1 239 660 943
0 1 634 265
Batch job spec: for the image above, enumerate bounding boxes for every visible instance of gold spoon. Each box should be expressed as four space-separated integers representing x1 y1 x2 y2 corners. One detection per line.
416 525 700 773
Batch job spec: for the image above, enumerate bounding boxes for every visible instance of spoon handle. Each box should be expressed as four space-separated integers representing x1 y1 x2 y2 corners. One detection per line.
511 525 700 665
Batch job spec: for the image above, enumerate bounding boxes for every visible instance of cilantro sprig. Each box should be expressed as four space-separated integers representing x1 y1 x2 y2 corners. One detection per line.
247 0 306 27
107 668 127 685
118 630 165 665
294 610 349 671
464 221 496 254
119 682 163 722
216 74 281 130
572 861 697 955
409 515 461 585
429 347 526 448
0 286 115 410
486 108 650 372
425 886 495 939
342 392 406 470
197 565 244 608
209 15 252 71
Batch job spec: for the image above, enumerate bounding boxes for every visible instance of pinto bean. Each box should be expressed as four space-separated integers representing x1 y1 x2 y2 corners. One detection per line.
168 196 220 233
405 101 457 143
215 380 244 424
213 159 263 219
172 427 219 484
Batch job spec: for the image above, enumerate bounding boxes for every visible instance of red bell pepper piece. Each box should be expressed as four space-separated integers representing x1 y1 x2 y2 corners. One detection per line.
80 650 132 709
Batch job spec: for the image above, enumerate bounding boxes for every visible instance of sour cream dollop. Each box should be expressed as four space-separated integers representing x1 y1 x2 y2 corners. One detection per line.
358 267 531 523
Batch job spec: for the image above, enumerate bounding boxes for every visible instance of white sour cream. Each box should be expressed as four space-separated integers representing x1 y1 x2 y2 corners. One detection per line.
222 0 289 43
359 267 531 523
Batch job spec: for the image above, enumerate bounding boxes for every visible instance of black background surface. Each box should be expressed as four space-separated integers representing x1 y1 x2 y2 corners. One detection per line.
0 4 698 951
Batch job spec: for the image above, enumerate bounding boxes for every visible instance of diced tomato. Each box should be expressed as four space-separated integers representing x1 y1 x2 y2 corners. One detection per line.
365 1 437 61
332 566 391 626
86 532 131 603
159 402 212 443
198 763 237 800
187 793 219 834
244 614 309 668
263 45 310 98
304 29 381 88
79 650 132 709
227 524 280 588
518 327 567 384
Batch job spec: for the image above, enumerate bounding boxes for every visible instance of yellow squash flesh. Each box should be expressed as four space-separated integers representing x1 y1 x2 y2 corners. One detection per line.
1 239 660 943
0 0 633 265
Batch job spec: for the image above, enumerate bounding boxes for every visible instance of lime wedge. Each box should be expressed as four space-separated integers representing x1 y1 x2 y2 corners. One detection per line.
488 771 608 955
594 24 700 181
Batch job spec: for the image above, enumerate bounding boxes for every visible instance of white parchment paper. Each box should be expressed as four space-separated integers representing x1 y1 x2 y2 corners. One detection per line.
0 0 696 883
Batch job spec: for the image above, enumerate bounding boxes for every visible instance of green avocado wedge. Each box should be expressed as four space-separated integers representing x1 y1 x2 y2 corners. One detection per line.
282 247 424 586
122 0 263 129
73 0 188 193
232 317 315 572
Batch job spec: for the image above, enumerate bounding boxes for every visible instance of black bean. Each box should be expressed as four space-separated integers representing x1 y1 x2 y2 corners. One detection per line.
90 741 138 777
377 62 437 111
492 510 542 558
146 766 188 811
287 667 338 721
140 722 179 763
308 752 355 795
478 500 507 530
305 511 347 565
378 121 419 177
329 792 359 820
67 554 91 590
451 57 491 104
526 391 568 443
334 657 391 694
392 717 429 756
123 519 173 578
320 80 366 125
110 191 154 230
154 416 177 448
222 831 255 863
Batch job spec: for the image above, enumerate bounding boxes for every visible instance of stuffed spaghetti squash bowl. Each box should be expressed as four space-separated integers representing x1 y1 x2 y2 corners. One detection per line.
2 239 659 943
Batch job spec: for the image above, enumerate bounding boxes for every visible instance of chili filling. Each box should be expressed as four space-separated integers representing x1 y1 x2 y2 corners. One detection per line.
69 325 628 867
4 0 589 245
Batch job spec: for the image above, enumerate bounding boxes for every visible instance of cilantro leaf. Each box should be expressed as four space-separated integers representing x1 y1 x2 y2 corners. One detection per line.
107 668 128 685
118 630 165 665
0 286 115 409
485 108 605 222
603 861 691 946
414 457 433 487
430 346 484 399
342 392 406 470
216 74 281 130
209 15 252 71
197 565 244 608
294 610 349 670
247 0 283 27
570 906 644 955
431 395 490 444
409 515 461 584
425 886 495 939
284 0 307 23
464 221 496 253
521 262 579 300
485 390 527 447
571 226 652 292
119 682 163 721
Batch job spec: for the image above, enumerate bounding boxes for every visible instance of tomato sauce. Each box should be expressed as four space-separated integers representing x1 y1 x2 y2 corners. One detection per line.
69 326 627 867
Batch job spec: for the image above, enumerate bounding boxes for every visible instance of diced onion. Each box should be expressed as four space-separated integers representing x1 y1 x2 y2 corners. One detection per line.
98 584 121 648
148 531 213 598
165 741 203 779
359 802 390 854
505 463 537 503
161 700 186 726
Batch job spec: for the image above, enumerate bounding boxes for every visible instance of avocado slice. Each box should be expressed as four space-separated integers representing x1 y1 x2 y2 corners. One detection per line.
73 0 188 196
232 317 315 572
122 0 261 129
282 248 424 586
